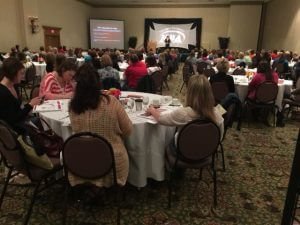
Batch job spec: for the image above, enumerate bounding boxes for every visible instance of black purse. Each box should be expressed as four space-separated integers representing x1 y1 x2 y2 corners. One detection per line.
25 117 63 158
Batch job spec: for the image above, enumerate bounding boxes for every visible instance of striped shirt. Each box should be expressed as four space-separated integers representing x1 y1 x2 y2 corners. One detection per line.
40 72 74 99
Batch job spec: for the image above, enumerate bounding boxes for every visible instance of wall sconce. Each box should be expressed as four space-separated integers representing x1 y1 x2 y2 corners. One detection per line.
28 16 39 34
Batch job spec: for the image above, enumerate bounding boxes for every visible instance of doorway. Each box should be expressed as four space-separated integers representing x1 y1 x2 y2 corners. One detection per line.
43 26 61 50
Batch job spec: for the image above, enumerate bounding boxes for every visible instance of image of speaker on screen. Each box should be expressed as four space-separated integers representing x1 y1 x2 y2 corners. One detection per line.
164 35 171 48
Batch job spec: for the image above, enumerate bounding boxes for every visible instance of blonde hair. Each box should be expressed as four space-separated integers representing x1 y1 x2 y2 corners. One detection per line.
216 58 229 73
186 75 216 123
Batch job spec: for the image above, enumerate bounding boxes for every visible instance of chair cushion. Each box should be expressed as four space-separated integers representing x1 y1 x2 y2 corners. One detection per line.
165 144 212 170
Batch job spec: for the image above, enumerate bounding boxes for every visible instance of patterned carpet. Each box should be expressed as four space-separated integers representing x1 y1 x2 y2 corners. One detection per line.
0 66 299 225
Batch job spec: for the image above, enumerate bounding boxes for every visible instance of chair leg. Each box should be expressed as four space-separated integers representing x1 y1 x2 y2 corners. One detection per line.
199 168 203 180
117 186 121 225
212 167 217 208
179 82 185 93
168 171 173 208
23 181 42 225
63 183 70 225
220 143 225 171
0 168 13 209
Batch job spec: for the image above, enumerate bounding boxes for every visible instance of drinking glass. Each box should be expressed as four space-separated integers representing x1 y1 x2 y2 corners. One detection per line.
142 96 149 110
127 99 135 113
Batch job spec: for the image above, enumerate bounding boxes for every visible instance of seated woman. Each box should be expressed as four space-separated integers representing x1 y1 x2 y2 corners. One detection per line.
145 55 161 75
147 75 224 147
98 54 120 81
69 63 133 187
210 58 235 93
39 59 77 100
124 54 147 90
247 60 279 100
0 58 40 134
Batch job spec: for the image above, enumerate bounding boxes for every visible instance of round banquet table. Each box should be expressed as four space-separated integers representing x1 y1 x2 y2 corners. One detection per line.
33 62 47 79
232 76 293 110
38 92 179 187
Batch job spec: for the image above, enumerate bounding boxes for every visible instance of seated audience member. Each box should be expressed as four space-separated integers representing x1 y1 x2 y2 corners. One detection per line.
0 58 40 134
98 54 120 81
39 60 77 100
244 51 252 67
210 58 235 93
235 52 245 67
45 52 56 73
247 60 279 100
69 63 132 187
147 75 224 147
124 54 147 90
251 51 262 68
145 55 161 75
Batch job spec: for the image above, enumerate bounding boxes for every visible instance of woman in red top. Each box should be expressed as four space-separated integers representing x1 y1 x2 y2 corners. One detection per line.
39 60 77 100
124 54 147 90
247 60 279 100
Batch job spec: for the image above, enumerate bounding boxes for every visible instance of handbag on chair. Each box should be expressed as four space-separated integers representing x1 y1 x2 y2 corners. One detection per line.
25 117 63 158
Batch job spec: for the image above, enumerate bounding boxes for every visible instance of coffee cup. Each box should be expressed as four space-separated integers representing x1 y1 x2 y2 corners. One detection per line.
172 98 180 105
162 96 172 104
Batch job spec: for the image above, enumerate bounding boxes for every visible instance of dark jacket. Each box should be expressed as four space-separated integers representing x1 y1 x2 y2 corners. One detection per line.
210 72 235 93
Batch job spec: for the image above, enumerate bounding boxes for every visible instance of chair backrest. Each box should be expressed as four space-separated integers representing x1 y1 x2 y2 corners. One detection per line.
276 63 285 74
161 65 169 79
101 77 121 90
203 68 216 78
63 132 116 181
182 65 192 83
211 81 229 103
197 61 208 74
255 82 278 103
30 85 40 99
232 68 246 75
151 70 163 94
25 64 36 83
0 121 26 170
136 75 155 93
177 119 220 163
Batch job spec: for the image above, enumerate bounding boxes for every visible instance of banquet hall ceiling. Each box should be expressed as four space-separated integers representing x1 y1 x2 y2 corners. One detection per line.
78 0 270 7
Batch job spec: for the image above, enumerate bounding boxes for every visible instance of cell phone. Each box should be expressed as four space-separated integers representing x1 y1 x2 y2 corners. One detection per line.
40 96 45 104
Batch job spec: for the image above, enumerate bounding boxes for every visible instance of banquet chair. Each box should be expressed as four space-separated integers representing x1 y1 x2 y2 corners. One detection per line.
196 61 208 74
180 64 193 93
282 88 300 119
165 119 221 208
211 81 229 104
62 132 121 225
203 68 216 78
101 77 121 90
242 82 279 127
151 70 163 94
30 85 40 99
161 65 169 90
0 120 63 225
136 75 155 93
232 67 246 75
276 63 291 80
20 64 37 100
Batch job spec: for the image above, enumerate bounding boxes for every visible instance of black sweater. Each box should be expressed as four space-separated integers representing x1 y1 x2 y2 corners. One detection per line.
209 72 235 93
0 84 32 134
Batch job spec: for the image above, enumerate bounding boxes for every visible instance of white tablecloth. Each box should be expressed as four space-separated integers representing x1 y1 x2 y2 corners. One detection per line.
38 92 178 187
33 62 47 78
232 75 293 110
